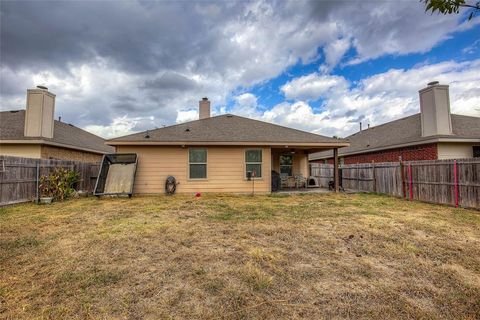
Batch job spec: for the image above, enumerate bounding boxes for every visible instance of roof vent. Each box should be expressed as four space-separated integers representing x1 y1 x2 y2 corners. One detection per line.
36 85 48 90
185 128 190 132
144 130 150 139
10 110 19 113
226 114 233 118
427 81 439 86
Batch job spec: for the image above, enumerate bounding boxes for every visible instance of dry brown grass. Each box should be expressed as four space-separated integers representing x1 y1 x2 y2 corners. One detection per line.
1 193 479 319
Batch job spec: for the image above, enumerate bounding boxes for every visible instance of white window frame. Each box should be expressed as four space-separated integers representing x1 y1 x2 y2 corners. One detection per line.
188 148 207 180
245 148 263 179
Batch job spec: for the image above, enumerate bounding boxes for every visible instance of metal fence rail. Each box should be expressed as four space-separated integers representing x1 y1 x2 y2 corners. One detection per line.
0 156 100 206
311 158 480 209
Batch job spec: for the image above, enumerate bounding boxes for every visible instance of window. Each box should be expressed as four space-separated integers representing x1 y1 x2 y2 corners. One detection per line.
280 154 293 176
245 149 262 178
189 148 207 179
474 146 480 158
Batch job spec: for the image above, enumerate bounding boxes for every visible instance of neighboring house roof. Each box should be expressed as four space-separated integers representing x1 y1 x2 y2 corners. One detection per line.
108 114 348 147
310 113 480 160
0 110 114 154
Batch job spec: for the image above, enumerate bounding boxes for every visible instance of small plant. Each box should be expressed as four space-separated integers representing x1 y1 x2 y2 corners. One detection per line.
39 168 80 202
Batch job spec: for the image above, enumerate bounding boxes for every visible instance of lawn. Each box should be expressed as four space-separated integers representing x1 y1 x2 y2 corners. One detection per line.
1 193 479 319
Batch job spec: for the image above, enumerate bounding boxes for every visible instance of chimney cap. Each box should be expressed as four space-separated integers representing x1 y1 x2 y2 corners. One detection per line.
36 85 48 90
427 81 439 86
202 97 209 101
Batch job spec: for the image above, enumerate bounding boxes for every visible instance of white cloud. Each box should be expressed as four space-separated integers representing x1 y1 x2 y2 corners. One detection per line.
1 0 477 139
321 37 351 72
85 115 156 139
176 110 198 124
230 93 260 117
232 60 480 138
281 73 348 101
462 39 480 54
337 3 474 65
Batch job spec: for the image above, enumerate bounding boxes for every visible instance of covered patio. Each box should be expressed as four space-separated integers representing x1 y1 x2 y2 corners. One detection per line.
270 145 344 192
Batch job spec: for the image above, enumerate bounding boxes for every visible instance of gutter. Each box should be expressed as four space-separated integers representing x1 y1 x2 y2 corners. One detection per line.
106 140 350 148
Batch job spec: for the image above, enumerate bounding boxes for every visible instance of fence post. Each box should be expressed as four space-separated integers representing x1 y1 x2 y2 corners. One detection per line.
35 161 40 204
408 163 413 200
372 160 376 193
357 162 360 191
453 160 459 208
399 156 406 198
333 148 339 193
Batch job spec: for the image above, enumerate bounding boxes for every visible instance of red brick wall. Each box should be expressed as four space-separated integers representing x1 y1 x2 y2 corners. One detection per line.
311 143 438 164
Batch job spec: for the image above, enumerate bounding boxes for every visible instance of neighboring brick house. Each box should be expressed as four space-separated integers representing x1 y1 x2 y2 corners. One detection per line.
0 87 114 161
310 82 480 164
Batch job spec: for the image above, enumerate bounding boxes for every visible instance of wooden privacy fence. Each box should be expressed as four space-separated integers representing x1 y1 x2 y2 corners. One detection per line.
0 156 100 206
310 158 480 209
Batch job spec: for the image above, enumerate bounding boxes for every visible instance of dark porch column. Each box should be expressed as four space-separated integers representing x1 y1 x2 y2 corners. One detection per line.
333 148 339 193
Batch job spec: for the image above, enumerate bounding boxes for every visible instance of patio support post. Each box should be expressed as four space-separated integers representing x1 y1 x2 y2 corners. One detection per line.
333 148 339 193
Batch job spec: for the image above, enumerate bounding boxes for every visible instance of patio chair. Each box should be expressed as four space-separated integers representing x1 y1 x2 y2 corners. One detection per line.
287 176 296 188
295 174 307 188
280 173 289 188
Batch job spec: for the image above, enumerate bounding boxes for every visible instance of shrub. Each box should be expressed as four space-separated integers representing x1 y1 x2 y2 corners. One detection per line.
39 168 80 201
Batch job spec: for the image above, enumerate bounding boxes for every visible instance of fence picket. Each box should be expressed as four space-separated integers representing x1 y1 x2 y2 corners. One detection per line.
310 158 480 209
0 156 100 206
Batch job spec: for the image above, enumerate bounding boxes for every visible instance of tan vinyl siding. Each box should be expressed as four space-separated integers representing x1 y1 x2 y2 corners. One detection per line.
293 153 309 176
437 142 475 159
0 144 41 158
116 146 271 194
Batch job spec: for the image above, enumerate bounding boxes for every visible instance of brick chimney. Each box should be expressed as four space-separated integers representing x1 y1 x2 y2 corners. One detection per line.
419 81 452 137
24 86 56 139
199 97 210 119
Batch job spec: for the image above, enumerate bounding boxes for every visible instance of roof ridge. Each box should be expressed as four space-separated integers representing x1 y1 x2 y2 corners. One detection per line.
54 119 108 140
347 113 420 138
225 113 341 141
109 113 342 142
107 113 230 141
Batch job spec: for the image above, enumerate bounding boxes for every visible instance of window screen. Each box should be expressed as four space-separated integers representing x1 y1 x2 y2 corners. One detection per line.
189 149 207 179
245 149 262 178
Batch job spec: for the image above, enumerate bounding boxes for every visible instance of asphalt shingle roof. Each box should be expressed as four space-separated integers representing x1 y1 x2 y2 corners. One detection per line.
310 113 480 159
108 114 345 145
0 110 114 153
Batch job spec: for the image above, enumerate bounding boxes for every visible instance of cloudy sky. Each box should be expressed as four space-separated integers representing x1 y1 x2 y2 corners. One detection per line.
1 0 479 139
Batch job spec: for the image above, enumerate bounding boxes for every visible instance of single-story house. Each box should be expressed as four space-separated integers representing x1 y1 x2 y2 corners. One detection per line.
0 87 114 162
107 98 349 193
310 82 480 164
